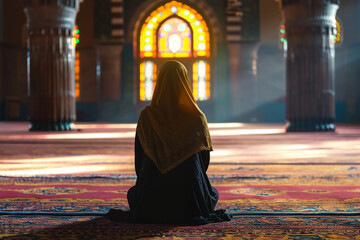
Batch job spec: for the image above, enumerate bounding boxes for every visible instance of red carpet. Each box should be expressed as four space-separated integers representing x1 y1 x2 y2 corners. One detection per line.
2 215 360 239
0 122 360 238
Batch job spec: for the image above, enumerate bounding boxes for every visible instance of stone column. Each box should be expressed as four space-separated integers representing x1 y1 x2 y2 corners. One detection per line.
24 0 81 131
280 0 339 132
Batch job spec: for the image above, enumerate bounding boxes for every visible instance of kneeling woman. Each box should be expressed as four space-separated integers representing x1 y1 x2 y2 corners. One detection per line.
107 61 231 224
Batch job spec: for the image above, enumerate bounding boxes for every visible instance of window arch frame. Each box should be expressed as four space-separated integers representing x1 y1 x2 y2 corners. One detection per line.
155 15 194 58
136 0 214 105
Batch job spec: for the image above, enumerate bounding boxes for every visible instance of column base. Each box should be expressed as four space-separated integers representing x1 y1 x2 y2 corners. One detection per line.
286 121 335 132
29 122 74 131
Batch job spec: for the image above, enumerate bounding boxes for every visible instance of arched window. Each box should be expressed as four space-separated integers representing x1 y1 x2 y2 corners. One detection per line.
139 1 211 101
73 25 80 99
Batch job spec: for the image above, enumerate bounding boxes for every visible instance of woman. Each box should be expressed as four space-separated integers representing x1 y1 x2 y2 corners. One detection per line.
106 61 231 224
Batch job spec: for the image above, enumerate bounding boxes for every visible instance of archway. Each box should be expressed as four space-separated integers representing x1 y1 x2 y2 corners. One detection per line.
137 1 212 103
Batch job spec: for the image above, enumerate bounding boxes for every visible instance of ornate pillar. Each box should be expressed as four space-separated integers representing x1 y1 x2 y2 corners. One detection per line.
280 0 340 132
24 0 81 131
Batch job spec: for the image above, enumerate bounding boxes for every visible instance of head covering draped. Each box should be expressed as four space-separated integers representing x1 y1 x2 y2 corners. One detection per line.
136 60 213 174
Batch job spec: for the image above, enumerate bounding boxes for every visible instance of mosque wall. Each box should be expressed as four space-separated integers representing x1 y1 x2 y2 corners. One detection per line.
335 0 360 123
0 0 3 42
256 0 285 122
0 0 3 119
3 0 26 47
0 0 359 124
0 0 27 121
76 0 95 48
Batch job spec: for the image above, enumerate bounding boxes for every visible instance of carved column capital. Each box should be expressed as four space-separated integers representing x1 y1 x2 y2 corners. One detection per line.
24 0 81 31
281 0 340 7
280 1 339 29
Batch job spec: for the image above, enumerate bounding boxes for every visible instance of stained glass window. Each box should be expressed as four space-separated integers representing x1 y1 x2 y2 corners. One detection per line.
279 24 287 52
140 1 210 58
73 25 80 47
73 25 80 99
158 18 191 58
140 61 157 101
334 20 341 44
139 1 211 101
193 61 210 101
75 52 80 99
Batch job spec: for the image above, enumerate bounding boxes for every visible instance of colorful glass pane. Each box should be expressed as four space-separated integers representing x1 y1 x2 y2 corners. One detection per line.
139 1 210 58
158 18 191 58
193 61 210 101
334 20 341 44
75 52 80 99
72 25 80 48
73 25 80 99
279 24 287 52
139 1 211 101
140 61 157 101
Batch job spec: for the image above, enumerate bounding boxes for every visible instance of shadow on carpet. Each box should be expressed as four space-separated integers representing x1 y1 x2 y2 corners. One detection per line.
2 215 360 239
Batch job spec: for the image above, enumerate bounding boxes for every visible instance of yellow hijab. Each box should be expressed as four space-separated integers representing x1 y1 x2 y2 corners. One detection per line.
136 60 213 174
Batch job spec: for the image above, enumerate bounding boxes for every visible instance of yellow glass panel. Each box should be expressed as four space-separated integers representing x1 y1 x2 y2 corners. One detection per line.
160 38 167 51
144 52 153 57
152 64 157 93
140 61 157 101
206 62 211 99
139 62 145 101
183 37 190 51
192 62 198 100
196 51 206 57
334 20 341 43
193 61 210 101
160 53 175 58
174 52 191 58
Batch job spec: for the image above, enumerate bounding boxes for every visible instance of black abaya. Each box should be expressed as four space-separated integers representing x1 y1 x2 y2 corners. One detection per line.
106 135 231 224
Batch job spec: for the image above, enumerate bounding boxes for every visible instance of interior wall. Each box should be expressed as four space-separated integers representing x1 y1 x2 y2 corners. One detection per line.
256 0 285 122
338 0 360 46
259 0 281 45
0 0 4 42
76 0 94 48
335 0 360 122
3 0 26 46
0 0 3 119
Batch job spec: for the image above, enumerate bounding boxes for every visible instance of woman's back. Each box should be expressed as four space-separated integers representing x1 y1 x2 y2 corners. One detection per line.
106 61 231 224
127 135 219 223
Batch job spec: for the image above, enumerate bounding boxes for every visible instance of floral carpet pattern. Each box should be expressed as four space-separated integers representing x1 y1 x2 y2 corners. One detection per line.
0 122 360 238
2 215 360 239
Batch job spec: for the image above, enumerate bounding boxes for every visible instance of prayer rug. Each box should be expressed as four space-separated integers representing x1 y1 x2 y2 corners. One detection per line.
1 163 360 214
1 215 360 239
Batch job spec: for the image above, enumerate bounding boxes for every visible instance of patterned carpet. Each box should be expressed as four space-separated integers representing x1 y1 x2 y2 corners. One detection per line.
2 215 360 239
0 122 360 239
